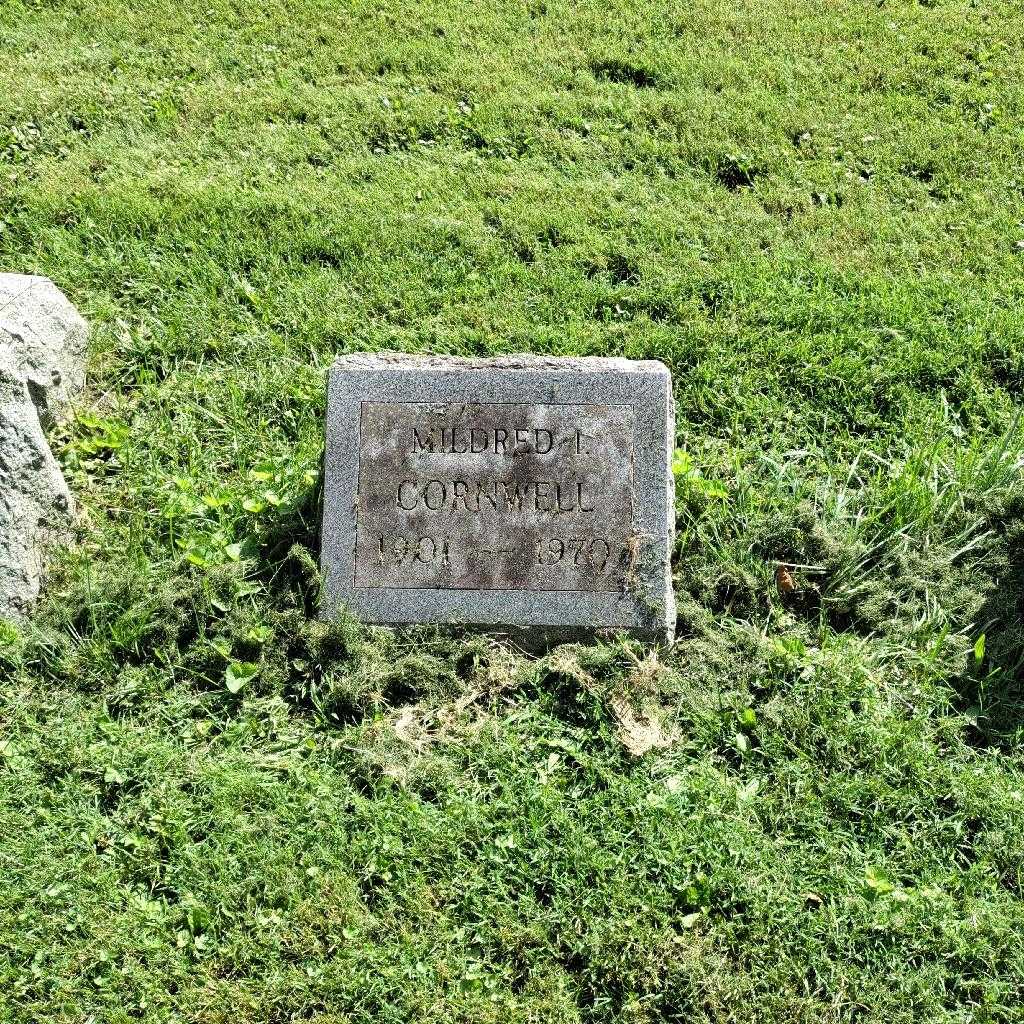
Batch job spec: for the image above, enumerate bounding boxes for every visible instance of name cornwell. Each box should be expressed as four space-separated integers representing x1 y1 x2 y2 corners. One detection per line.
395 422 595 515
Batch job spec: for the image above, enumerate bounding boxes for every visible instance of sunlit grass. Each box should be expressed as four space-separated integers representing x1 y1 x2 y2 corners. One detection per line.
1 0 1023 1020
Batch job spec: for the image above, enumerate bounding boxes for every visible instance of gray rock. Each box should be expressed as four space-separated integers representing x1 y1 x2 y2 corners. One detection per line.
0 273 88 426
0 275 87 621
321 353 676 642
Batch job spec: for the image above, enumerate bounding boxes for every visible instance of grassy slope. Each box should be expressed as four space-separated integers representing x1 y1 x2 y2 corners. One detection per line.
1 0 1024 1020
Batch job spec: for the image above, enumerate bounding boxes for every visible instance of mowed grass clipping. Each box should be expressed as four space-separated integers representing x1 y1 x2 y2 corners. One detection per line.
1 0 1024 1021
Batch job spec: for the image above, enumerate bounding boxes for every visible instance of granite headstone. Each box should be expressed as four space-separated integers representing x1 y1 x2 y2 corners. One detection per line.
321 354 675 642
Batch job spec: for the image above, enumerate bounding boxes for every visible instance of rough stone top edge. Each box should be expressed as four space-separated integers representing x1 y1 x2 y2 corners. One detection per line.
0 272 53 286
330 351 670 376
0 273 64 305
0 274 88 329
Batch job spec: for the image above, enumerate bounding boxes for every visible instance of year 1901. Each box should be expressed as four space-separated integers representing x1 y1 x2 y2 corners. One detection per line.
377 534 451 566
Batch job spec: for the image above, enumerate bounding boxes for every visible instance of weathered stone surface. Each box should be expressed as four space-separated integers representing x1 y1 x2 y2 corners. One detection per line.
0 352 74 619
0 275 87 620
321 354 676 641
0 274 88 426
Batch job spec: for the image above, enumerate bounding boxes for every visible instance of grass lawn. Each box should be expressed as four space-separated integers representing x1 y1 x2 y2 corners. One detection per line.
2 0 1024 1020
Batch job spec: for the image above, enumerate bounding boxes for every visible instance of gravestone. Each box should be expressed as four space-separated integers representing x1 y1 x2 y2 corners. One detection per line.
321 354 675 642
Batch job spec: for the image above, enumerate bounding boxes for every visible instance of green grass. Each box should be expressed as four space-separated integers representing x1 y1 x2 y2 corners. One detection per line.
2 0 1024 1020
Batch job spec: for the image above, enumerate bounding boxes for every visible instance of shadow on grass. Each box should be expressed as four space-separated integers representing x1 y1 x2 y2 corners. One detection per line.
252 469 324 613
960 511 1024 750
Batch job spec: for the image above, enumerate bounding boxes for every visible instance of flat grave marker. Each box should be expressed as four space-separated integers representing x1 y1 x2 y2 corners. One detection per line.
321 354 675 641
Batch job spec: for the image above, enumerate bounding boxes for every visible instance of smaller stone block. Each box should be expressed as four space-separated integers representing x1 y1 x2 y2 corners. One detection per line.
0 274 87 620
0 351 74 619
321 354 676 642
0 273 88 426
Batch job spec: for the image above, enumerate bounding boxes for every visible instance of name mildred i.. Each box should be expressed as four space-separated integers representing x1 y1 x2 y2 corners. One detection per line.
395 422 596 514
